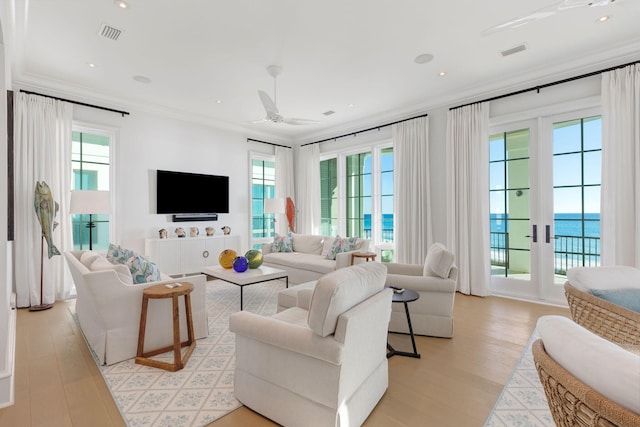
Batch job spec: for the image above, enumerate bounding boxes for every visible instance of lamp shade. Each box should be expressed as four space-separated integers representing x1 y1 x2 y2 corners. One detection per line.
70 190 111 214
264 198 285 214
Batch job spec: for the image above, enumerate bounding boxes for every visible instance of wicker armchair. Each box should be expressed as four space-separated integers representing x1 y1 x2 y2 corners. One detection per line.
564 283 640 345
532 339 640 427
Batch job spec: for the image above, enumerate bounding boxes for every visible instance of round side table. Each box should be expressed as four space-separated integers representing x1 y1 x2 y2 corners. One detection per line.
386 287 421 358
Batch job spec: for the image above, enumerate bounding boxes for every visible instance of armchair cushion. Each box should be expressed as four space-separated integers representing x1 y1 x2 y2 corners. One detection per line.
591 288 640 313
80 250 101 268
424 242 455 279
308 262 387 337
567 265 640 292
89 256 133 284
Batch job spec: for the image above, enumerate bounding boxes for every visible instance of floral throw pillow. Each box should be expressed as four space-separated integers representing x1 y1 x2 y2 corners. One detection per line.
272 232 293 253
106 243 135 265
325 235 358 260
127 254 162 284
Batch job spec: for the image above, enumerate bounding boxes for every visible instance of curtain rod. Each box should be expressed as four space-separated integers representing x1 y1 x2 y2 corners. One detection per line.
246 138 292 148
300 112 429 147
450 59 640 111
19 90 130 117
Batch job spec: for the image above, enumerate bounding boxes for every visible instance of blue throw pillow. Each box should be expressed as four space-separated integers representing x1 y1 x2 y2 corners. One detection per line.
591 288 640 313
127 254 162 284
107 243 135 265
325 235 358 260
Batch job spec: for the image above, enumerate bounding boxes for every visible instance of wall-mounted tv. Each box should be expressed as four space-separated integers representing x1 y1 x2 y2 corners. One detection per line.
156 169 229 214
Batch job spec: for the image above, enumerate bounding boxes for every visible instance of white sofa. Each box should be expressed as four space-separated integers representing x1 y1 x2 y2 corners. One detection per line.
65 250 209 365
262 234 371 285
229 263 392 427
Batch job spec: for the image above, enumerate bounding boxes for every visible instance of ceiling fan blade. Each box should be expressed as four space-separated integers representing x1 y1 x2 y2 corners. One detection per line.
481 2 566 35
258 90 278 115
250 118 269 124
283 118 320 125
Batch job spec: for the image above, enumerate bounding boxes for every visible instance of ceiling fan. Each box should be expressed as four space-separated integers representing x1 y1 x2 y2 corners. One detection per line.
482 0 618 35
252 65 320 126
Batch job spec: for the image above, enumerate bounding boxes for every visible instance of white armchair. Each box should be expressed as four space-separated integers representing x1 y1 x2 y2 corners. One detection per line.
229 262 392 427
384 242 458 338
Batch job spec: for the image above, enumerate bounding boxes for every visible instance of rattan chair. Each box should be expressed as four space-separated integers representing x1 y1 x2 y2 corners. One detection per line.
532 339 640 427
564 283 640 345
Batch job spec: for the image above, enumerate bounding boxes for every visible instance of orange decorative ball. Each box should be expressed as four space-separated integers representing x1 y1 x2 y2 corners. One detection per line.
219 249 237 269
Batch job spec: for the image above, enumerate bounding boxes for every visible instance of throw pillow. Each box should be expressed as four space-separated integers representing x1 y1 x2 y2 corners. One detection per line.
423 242 455 279
106 243 135 265
89 256 134 284
591 288 640 313
272 232 293 253
325 235 357 260
80 250 101 268
126 254 162 284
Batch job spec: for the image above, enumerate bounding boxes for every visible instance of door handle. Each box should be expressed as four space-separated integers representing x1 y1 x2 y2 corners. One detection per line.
526 224 537 243
545 225 550 243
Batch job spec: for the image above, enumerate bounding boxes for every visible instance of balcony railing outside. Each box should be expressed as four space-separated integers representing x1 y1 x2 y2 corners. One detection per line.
490 232 600 275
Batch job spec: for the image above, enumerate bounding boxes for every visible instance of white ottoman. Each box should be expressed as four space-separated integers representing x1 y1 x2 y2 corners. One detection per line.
277 280 317 312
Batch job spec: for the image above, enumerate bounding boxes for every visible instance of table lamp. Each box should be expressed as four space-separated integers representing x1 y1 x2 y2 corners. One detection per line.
264 197 285 237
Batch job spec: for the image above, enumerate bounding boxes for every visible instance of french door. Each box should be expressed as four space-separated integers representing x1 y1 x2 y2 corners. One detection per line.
489 108 601 304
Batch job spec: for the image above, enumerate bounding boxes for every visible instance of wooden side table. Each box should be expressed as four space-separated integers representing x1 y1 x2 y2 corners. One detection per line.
351 251 377 265
136 282 196 371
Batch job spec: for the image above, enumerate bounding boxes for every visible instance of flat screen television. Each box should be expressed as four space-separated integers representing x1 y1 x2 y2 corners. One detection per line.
156 169 229 214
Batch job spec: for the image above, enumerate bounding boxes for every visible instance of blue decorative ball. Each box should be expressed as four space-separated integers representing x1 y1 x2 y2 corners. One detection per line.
232 256 249 272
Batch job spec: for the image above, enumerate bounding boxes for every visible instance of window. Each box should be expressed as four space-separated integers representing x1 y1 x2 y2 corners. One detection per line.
250 156 276 250
71 129 111 250
320 158 338 236
320 143 394 261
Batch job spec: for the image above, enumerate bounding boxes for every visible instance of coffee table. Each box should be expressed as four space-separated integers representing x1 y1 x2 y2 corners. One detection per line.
386 287 421 359
201 265 288 310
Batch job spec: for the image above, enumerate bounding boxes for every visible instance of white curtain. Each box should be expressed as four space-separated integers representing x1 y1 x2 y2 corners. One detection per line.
14 93 74 307
600 64 640 266
275 146 294 235
393 116 433 264
446 103 490 296
296 144 320 234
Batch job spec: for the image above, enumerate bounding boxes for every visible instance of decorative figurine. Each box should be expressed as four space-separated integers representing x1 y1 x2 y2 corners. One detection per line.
159 228 168 239
205 226 215 236
189 227 199 237
221 226 231 235
175 227 186 238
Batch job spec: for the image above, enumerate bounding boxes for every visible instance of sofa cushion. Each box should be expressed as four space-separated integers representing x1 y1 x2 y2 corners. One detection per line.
591 288 640 313
90 256 134 284
292 234 324 254
272 232 293 253
308 263 387 337
423 243 455 279
127 254 162 284
567 266 640 292
80 250 101 268
537 315 640 413
263 252 336 274
106 243 135 265
325 235 358 260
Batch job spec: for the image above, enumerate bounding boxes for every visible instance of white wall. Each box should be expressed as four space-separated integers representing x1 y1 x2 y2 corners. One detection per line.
71 105 273 255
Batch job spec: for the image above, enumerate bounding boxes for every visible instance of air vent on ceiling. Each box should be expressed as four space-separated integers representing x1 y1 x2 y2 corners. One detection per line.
501 43 527 57
323 110 335 116
98 23 123 41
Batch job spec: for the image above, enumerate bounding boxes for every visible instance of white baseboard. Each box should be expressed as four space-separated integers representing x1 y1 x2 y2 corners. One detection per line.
0 307 16 409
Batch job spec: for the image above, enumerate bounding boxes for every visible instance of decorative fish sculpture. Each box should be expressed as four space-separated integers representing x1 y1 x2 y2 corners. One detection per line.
34 181 60 258
286 197 295 233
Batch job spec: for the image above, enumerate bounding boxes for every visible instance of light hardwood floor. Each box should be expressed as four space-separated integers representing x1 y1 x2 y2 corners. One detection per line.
0 293 569 427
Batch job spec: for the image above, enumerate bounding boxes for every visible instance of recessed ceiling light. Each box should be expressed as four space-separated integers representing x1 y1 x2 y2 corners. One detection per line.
439 71 447 77
414 53 434 64
347 103 355 108
597 15 610 22
216 100 222 104
114 0 129 9
87 62 97 68
133 75 151 84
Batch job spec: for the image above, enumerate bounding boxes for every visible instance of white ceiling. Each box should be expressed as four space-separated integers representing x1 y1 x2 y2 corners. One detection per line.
3 0 640 144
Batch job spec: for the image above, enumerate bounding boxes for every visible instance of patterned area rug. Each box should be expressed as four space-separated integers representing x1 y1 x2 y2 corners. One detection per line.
97 279 282 427
484 330 554 427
